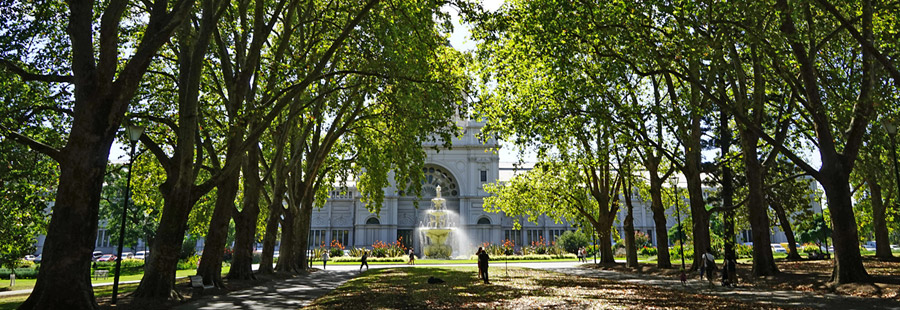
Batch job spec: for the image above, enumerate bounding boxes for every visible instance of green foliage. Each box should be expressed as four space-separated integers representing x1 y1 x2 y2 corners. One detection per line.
735 244 753 259
555 231 590 254
180 238 197 260
639 246 658 257
796 214 833 247
668 223 688 244
176 255 201 270
331 257 405 263
91 259 145 275
0 268 38 279
668 245 694 260
0 141 53 271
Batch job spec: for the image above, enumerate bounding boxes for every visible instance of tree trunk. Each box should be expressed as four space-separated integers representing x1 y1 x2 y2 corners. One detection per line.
684 112 710 271
274 210 296 273
133 186 198 300
229 147 262 280
770 200 802 260
623 182 638 268
293 197 315 269
196 166 239 288
866 176 893 259
740 127 779 276
598 226 615 264
821 171 871 283
720 108 737 261
646 160 672 268
258 203 281 274
19 140 108 309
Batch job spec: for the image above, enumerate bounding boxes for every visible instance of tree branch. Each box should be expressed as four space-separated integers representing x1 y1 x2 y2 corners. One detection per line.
1 60 74 83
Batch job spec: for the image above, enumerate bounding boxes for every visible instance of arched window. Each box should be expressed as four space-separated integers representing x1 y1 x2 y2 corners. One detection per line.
366 217 380 225
403 165 459 197
477 217 491 225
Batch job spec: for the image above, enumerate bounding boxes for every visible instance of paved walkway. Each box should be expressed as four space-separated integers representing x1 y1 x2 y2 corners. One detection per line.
546 267 900 310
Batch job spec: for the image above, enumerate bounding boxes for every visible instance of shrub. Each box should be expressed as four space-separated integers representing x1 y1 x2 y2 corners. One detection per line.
733 244 752 258
14 259 35 269
801 244 821 254
634 231 651 248
348 247 368 257
331 257 405 263
584 244 600 258
329 240 346 258
176 255 200 270
668 245 694 259
466 254 578 261
556 231 590 254
180 238 197 259
639 246 658 256
0 268 39 279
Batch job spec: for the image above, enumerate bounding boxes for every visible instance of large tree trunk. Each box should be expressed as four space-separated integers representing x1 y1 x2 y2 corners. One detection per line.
258 203 282 274
740 127 778 276
720 108 737 261
229 146 263 280
685 111 710 271
866 176 893 259
623 180 638 268
598 226 615 264
293 197 315 269
821 172 870 283
133 186 198 300
770 200 802 260
19 138 108 309
645 159 672 268
274 210 296 273
196 166 239 288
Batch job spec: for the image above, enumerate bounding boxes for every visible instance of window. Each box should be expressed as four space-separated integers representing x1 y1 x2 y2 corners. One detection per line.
504 230 522 248
397 229 413 249
332 230 349 247
477 217 491 225
366 217 381 225
309 230 326 249
480 170 488 182
95 229 111 248
526 229 545 246
548 229 565 242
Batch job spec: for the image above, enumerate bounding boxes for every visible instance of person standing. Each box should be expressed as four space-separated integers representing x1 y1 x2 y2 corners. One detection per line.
360 251 369 271
477 247 490 284
408 249 416 265
322 251 330 270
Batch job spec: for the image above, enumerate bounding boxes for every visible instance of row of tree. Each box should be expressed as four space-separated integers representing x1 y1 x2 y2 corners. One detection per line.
473 0 898 285
1 0 475 309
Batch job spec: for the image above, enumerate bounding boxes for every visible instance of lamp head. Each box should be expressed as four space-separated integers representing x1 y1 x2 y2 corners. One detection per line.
125 124 145 143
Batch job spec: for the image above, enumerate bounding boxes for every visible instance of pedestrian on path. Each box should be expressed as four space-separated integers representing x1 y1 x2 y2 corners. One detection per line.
702 248 716 287
477 247 490 284
360 251 369 271
408 249 416 265
322 251 329 270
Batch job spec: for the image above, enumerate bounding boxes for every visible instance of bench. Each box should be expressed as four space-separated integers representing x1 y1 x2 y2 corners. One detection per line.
93 270 109 280
189 275 215 296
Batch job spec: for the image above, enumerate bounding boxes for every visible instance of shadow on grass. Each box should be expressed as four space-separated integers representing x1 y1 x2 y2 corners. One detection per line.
307 267 525 309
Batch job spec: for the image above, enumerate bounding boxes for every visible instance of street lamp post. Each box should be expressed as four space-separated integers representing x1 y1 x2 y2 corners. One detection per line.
671 176 686 274
112 124 144 304
884 119 900 222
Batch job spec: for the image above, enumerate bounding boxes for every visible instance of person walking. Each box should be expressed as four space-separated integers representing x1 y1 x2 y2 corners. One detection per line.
360 251 369 271
702 248 716 287
322 251 330 270
477 247 490 284
408 249 416 265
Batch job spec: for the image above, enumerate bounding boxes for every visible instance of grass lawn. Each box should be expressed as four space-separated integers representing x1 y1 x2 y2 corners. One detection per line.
305 267 792 309
0 268 213 310
329 257 580 265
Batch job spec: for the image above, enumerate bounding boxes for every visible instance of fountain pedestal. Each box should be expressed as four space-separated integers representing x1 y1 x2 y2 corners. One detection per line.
420 186 455 259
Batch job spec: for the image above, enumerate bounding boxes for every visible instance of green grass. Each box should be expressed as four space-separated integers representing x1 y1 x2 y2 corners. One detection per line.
329 257 580 265
0 268 216 309
305 266 783 309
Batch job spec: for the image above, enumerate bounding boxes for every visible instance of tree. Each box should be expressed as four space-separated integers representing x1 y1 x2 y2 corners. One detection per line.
2 1 195 307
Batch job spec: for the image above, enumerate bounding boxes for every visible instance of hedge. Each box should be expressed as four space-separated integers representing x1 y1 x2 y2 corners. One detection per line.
331 257 405 263
469 254 578 261
0 268 39 279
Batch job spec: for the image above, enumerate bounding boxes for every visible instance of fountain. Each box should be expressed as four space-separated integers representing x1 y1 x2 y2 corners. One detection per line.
420 185 455 258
